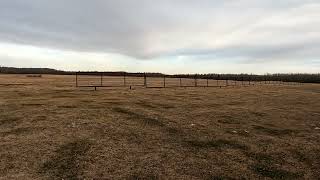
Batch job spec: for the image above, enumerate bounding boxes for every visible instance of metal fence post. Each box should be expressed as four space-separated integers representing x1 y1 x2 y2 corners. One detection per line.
100 72 103 86
76 72 78 87
144 73 147 87
124 72 126 87
195 75 197 87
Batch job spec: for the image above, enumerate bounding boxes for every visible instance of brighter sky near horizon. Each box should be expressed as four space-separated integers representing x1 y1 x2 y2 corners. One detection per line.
0 0 320 74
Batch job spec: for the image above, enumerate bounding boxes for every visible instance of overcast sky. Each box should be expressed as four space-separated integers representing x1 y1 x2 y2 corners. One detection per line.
0 0 319 74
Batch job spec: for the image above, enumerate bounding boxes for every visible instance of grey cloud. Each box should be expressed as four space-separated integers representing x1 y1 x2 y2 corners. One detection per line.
0 0 320 60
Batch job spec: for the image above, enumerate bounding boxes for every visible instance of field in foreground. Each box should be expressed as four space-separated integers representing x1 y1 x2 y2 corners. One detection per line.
0 74 320 179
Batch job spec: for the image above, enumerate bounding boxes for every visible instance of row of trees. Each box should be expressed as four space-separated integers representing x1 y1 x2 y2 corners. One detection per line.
171 73 320 83
1 66 319 83
0 67 70 75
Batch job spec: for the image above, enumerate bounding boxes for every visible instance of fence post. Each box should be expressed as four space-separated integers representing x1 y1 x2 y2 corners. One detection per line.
180 78 182 87
75 72 78 87
195 75 197 87
207 78 209 87
163 75 166 88
100 72 103 86
124 72 126 87
144 73 147 87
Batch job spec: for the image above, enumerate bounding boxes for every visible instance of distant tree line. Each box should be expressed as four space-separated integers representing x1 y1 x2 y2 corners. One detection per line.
171 73 320 83
1 66 319 83
0 67 71 75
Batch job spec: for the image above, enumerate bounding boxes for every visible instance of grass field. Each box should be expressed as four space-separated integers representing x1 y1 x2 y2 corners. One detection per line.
0 74 320 179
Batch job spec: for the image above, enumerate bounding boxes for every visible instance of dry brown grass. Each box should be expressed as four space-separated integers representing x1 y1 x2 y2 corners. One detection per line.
0 74 320 179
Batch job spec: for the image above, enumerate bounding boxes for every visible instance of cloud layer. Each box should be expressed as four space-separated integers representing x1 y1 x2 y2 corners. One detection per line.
0 0 319 73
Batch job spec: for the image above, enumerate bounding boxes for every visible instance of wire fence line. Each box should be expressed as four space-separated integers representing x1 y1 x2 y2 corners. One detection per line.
75 72 302 90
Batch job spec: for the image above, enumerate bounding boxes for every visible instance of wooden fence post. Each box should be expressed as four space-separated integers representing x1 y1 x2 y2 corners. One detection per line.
163 75 166 88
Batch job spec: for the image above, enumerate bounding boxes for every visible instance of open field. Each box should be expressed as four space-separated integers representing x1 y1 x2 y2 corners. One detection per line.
0 74 320 179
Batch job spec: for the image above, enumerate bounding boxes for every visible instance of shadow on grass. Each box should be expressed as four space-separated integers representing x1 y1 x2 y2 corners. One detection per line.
209 176 240 180
0 116 19 127
57 105 77 109
253 125 298 136
218 118 241 125
113 107 165 127
0 127 35 137
252 164 300 179
126 173 159 180
135 101 175 110
246 152 302 179
39 139 91 180
186 139 248 150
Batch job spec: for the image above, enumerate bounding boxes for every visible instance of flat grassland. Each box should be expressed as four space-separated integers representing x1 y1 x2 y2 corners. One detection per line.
0 74 319 179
